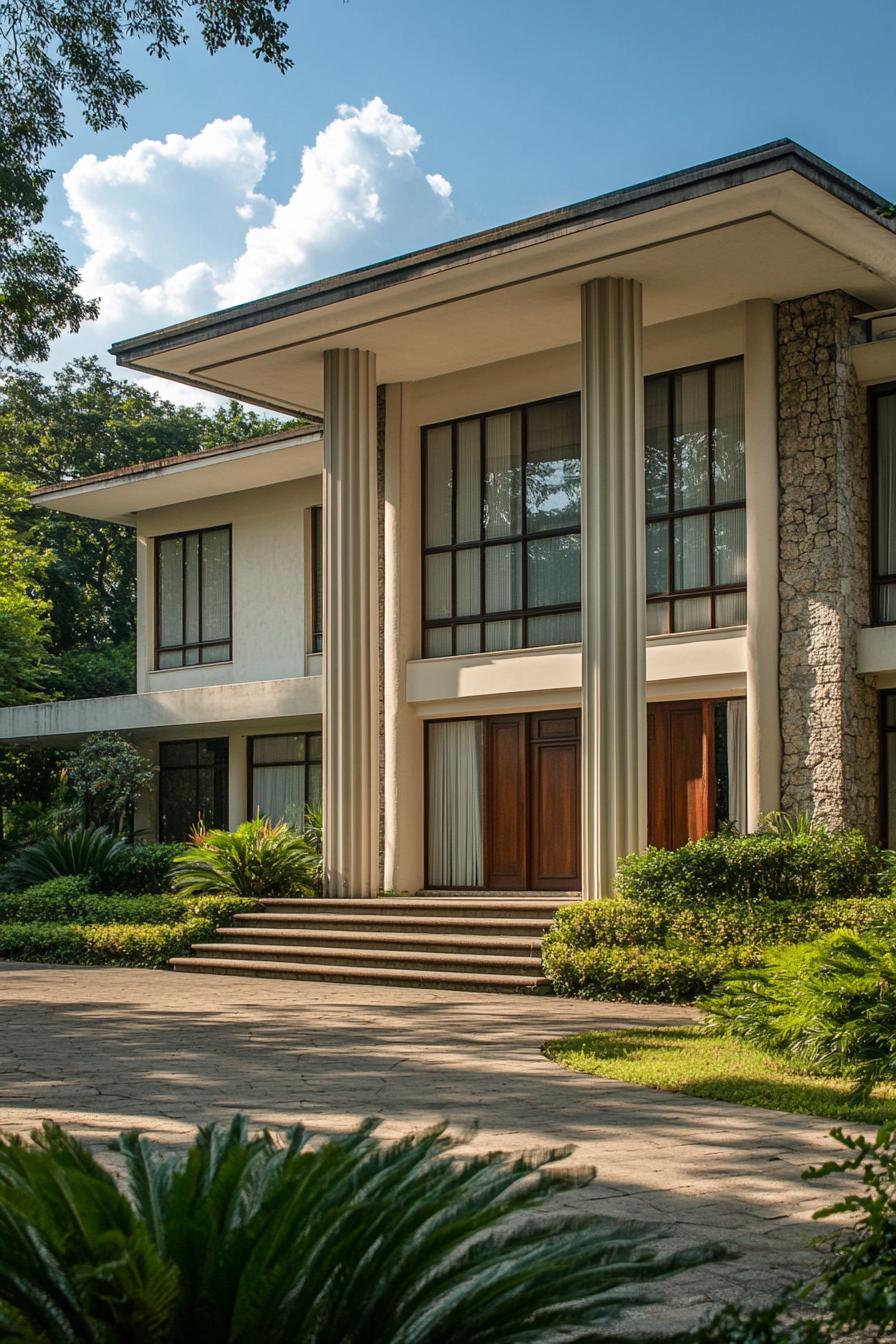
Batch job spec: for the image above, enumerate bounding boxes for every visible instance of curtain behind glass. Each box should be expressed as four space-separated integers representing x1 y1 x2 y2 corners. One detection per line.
713 362 745 502
484 412 522 538
427 720 483 887
877 395 896 621
201 529 230 641
254 765 304 827
157 538 183 647
726 699 748 835
673 369 709 509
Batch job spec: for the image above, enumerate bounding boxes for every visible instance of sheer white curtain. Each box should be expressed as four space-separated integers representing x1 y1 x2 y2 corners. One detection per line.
201 528 230 641
878 395 896 621
726 699 748 835
427 720 483 887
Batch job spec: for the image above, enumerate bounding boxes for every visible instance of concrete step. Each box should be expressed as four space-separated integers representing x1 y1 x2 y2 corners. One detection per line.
418 890 580 900
257 897 567 918
170 956 548 993
188 942 543 975
214 926 543 955
232 913 555 936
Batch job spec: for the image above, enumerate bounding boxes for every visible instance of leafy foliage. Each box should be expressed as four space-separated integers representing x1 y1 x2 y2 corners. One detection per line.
52 640 136 700
0 0 290 363
0 914 236 966
64 731 154 833
0 472 54 704
543 893 896 1003
4 825 128 888
94 841 189 895
0 884 251 927
0 1113 719 1342
614 829 886 906
172 818 320 902
700 929 896 1099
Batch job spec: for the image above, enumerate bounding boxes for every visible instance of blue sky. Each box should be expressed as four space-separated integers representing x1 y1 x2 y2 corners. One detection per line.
44 0 896 400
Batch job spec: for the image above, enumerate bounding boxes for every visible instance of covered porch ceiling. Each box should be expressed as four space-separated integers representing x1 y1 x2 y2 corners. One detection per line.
112 141 896 417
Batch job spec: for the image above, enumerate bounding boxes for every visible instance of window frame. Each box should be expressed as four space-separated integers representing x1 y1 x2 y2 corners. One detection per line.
158 738 229 840
310 506 323 654
247 731 323 823
420 391 582 657
870 383 896 626
153 524 233 670
644 355 747 635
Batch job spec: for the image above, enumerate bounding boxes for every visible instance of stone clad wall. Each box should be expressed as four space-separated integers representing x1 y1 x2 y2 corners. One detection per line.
777 291 878 836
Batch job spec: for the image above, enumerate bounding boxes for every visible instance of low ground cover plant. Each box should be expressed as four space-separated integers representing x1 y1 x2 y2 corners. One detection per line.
701 927 896 1099
544 827 894 1003
0 1113 717 1342
172 817 320 901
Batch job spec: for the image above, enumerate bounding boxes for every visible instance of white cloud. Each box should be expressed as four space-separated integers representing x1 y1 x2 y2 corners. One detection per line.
56 98 454 403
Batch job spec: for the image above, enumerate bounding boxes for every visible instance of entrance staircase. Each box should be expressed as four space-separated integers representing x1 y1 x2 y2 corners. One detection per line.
169 892 575 993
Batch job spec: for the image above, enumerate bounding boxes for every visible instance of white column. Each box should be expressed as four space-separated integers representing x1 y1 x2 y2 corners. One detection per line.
744 298 781 828
580 278 646 898
382 382 425 893
323 349 379 896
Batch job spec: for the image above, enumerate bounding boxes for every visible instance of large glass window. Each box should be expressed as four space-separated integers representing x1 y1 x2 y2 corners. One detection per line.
873 389 896 623
158 739 228 840
249 732 322 826
155 526 231 669
882 693 896 847
645 359 746 634
422 395 581 656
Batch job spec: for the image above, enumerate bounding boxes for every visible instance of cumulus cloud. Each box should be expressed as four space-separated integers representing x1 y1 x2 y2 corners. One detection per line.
57 97 454 400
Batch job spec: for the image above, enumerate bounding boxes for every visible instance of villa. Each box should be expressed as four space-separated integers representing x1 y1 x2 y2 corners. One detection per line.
4 138 896 922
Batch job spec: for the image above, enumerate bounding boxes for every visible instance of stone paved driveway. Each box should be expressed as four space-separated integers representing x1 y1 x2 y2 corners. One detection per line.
0 964 860 1333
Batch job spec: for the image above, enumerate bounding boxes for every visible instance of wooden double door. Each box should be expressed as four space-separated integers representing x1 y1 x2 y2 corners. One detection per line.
484 711 581 891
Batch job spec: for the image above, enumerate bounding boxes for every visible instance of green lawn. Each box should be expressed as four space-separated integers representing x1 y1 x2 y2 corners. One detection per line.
544 1026 896 1126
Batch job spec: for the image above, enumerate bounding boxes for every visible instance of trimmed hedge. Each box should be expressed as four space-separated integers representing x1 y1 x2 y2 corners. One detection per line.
0 886 254 927
615 831 886 906
0 917 223 969
94 843 189 895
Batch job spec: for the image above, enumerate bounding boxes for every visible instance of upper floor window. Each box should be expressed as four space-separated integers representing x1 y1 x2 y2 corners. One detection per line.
645 358 746 634
155 526 231 669
873 388 896 624
310 505 323 653
422 394 581 657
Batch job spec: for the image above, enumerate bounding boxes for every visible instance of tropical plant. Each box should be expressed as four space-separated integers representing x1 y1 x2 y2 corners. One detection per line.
4 825 128 888
756 811 827 838
700 928 896 1098
303 805 324 890
64 732 154 833
0 1114 719 1343
171 818 319 902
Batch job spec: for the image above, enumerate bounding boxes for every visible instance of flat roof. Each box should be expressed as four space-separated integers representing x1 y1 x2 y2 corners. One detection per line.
108 139 896 415
32 425 324 524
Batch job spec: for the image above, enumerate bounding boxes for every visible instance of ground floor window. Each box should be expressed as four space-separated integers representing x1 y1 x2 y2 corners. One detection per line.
249 732 322 826
881 693 896 846
427 720 484 887
158 739 228 840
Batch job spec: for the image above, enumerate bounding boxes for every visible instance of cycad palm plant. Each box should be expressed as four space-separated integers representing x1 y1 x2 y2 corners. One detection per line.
171 818 318 901
4 825 129 888
0 1114 718 1343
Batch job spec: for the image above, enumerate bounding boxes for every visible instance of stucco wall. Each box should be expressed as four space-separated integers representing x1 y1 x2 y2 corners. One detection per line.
136 478 321 693
777 291 878 835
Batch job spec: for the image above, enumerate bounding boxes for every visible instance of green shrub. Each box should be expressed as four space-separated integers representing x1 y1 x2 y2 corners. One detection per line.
4 826 129 889
172 818 318 901
0 886 252 927
0 916 221 968
94 841 188 895
542 895 896 1003
0 1114 716 1342
615 830 885 906
700 928 896 1097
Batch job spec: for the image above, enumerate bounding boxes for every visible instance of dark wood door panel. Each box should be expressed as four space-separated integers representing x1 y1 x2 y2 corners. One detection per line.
530 739 581 890
648 700 715 850
484 716 527 889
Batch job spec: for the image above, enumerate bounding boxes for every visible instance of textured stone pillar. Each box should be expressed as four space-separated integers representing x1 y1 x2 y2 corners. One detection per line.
744 299 781 827
777 292 877 835
323 349 379 895
580 278 646 898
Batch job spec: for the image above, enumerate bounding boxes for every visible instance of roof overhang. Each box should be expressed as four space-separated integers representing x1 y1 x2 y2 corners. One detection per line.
31 428 323 524
111 141 896 417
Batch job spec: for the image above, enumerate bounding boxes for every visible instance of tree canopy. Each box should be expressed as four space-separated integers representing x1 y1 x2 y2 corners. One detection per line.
0 0 292 363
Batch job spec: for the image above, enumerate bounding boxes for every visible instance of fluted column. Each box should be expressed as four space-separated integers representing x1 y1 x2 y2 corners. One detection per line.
323 349 379 896
580 278 646 898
